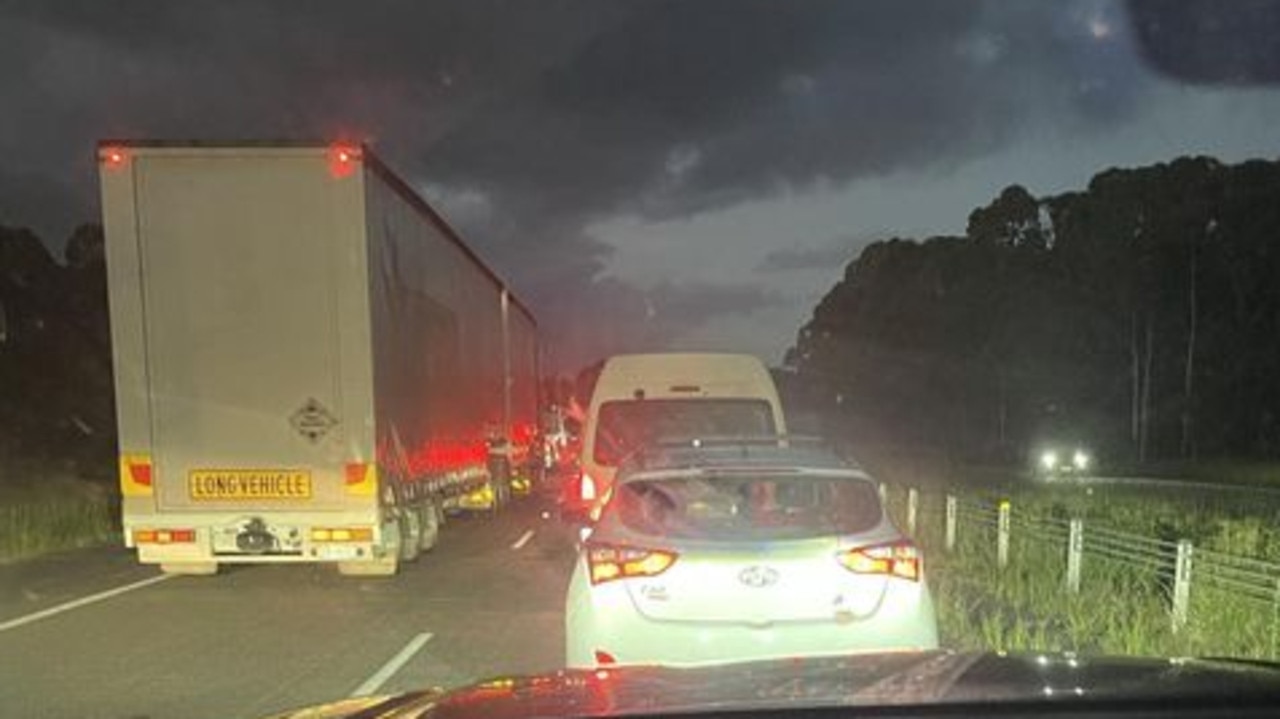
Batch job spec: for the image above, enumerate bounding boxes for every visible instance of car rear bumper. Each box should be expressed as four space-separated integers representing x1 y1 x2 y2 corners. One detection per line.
566 573 939 668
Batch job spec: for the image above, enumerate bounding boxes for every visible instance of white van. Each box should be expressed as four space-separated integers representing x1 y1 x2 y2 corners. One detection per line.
570 353 788 515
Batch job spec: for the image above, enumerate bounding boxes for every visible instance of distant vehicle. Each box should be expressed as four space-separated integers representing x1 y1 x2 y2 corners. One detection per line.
1034 443 1094 480
564 439 938 668
98 141 538 576
565 353 788 521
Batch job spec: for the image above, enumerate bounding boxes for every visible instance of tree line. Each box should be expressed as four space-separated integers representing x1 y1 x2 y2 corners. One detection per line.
0 224 114 478
786 156 1280 466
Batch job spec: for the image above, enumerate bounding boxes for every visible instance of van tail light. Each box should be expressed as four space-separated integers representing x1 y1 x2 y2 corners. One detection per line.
837 541 921 582
587 544 677 585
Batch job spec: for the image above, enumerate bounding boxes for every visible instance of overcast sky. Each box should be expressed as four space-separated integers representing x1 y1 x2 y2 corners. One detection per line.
2 0 1279 371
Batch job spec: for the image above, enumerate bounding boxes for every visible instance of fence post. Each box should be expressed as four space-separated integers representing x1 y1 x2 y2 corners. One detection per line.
1272 579 1280 660
1172 539 1194 633
945 495 957 553
907 488 919 536
1066 518 1083 594
997 500 1011 570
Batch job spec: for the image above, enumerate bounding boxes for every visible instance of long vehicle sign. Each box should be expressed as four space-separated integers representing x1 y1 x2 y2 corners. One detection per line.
189 470 312 500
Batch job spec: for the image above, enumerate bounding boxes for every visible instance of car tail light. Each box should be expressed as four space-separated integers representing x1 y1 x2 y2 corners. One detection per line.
593 650 616 665
587 544 677 585
838 541 921 581
119 454 154 497
580 472 597 501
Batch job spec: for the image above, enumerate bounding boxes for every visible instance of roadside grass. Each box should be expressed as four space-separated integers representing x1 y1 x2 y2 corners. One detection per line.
0 462 118 563
893 487 1280 660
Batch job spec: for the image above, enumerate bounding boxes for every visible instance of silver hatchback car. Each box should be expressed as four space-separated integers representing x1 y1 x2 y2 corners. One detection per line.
564 440 938 668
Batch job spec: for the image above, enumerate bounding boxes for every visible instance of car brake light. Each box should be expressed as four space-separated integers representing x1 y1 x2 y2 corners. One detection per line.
594 650 616 665
838 541 921 581
587 544 677 585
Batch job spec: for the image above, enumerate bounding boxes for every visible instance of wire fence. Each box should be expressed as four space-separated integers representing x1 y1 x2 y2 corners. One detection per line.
881 482 1280 658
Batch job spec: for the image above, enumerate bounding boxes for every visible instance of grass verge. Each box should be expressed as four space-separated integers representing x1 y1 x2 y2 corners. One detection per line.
0 462 118 563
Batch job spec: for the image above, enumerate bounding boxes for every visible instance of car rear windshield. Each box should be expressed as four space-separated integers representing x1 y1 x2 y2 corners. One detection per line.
607 474 882 541
593 398 775 466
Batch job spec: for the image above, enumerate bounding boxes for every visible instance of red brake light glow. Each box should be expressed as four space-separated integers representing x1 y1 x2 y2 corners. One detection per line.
100 147 128 169
328 143 362 178
587 544 677 585
838 541 921 581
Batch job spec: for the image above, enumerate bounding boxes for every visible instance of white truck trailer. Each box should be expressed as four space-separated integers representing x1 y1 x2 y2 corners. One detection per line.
98 141 538 576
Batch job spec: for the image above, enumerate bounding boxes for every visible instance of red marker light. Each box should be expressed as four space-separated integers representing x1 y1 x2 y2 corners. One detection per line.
100 147 128 170
328 144 362 179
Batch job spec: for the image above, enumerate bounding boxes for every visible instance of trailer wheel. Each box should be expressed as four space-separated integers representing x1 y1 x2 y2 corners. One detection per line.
160 561 218 576
337 556 398 577
420 499 440 552
399 508 422 563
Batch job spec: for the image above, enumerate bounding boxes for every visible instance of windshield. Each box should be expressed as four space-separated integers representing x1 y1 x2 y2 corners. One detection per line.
608 474 882 541
593 399 776 466
4 2 1280 718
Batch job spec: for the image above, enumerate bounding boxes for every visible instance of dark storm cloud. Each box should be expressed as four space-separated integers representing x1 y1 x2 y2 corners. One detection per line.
0 0 1148 368
756 233 883 272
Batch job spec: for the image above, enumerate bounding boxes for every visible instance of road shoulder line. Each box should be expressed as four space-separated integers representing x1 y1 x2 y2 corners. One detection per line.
511 529 535 550
351 632 434 697
0 573 175 633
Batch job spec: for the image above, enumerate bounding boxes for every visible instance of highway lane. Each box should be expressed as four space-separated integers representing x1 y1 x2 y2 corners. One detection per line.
0 489 578 719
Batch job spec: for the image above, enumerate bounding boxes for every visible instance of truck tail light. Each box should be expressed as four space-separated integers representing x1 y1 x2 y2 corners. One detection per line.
133 528 196 544
587 544 677 585
119 454 154 497
311 527 374 543
838 541 921 581
344 462 377 496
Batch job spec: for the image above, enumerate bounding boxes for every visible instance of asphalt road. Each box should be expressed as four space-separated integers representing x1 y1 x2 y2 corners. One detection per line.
0 487 578 719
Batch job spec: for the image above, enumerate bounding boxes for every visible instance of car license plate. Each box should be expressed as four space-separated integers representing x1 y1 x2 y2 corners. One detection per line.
189 469 312 500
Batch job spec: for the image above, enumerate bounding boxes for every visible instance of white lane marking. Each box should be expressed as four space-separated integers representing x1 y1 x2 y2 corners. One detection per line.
0 573 175 634
351 632 434 698
511 529 535 550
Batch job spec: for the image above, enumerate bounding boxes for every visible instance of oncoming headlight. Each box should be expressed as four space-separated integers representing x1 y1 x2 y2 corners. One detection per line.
1040 451 1058 470
1073 450 1090 470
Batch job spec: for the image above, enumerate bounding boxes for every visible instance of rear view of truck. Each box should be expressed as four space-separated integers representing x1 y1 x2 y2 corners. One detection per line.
99 142 537 576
